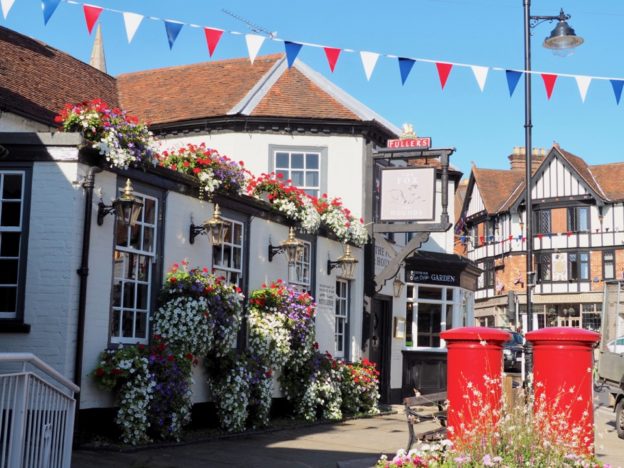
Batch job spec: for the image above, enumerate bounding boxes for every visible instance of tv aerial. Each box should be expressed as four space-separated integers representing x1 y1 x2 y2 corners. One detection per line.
221 9 277 39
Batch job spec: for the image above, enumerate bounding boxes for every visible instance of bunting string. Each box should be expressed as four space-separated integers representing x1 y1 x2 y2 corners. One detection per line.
6 0 624 103
455 227 624 246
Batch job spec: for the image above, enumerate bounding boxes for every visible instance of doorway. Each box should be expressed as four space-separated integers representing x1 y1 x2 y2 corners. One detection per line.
370 296 392 404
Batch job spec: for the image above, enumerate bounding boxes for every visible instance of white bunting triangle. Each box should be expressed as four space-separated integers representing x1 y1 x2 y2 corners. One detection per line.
123 12 143 43
575 75 591 103
360 51 379 81
245 34 265 64
471 65 489 92
1 0 15 19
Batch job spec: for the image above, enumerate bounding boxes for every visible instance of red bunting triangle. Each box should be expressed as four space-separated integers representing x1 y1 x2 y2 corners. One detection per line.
324 47 341 72
204 27 223 57
541 73 558 99
83 4 103 35
435 62 453 90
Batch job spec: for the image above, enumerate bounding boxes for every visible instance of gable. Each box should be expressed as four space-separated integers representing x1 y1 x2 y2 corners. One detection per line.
531 154 589 200
466 183 486 218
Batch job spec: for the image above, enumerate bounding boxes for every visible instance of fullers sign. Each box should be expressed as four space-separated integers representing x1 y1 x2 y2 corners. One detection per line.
387 137 431 149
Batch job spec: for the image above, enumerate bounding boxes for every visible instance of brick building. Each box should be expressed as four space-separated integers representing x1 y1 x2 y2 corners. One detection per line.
457 145 624 332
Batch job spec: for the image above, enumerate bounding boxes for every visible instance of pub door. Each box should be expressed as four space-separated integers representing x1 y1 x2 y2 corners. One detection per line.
370 296 392 404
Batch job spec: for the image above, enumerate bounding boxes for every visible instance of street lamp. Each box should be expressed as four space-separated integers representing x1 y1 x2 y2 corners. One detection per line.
523 2 583 369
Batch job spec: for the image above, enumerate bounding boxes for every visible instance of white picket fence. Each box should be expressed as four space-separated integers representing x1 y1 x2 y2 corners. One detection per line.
0 353 79 468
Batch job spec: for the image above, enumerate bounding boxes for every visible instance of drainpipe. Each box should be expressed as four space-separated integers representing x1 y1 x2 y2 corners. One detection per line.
74 166 102 413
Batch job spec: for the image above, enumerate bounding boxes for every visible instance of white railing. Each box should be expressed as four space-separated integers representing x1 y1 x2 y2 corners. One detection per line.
0 353 79 468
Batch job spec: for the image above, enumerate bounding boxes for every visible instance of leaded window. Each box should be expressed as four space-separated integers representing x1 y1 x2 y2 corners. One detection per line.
535 210 551 234
537 253 552 282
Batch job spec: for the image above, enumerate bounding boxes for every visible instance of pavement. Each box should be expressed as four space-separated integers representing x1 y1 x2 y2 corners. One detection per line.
71 400 624 468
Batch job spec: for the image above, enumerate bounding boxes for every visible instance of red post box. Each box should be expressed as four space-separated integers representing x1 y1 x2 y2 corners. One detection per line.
440 327 510 443
525 327 599 455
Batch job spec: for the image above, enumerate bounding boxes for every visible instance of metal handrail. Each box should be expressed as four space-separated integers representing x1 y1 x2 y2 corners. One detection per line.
0 353 80 394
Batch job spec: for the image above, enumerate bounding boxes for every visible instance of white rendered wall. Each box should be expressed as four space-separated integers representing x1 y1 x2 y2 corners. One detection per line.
0 112 52 132
159 133 367 219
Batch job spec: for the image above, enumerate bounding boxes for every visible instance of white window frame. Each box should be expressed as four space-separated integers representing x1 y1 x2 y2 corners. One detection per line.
289 240 312 292
274 150 321 198
212 217 244 288
335 279 349 358
407 285 458 349
110 190 158 345
0 171 25 319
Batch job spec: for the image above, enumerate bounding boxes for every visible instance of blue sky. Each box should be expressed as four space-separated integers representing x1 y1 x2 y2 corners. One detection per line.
3 0 624 176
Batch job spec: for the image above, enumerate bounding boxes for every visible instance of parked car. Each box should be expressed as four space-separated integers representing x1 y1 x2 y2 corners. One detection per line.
503 331 524 373
607 336 624 354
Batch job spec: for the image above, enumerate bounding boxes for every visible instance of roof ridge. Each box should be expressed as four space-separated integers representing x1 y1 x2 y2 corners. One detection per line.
117 53 284 78
228 56 287 115
293 60 401 136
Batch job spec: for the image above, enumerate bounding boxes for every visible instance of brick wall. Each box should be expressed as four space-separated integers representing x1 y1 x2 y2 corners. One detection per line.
590 250 603 291
494 254 527 294
552 208 567 233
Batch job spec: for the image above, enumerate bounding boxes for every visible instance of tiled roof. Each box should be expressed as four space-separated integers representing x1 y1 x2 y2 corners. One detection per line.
251 67 358 120
117 55 282 125
117 54 400 136
589 163 624 201
557 147 606 199
473 167 524 214
0 25 118 126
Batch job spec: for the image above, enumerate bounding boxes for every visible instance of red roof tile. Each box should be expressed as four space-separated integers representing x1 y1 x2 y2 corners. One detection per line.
473 168 524 214
590 163 624 201
250 67 358 120
117 55 282 125
0 26 118 126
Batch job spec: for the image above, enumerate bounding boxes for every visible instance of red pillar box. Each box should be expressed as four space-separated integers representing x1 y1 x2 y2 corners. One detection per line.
525 327 599 455
440 327 510 443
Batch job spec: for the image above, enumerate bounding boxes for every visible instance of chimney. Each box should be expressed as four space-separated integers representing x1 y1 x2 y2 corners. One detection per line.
508 146 546 172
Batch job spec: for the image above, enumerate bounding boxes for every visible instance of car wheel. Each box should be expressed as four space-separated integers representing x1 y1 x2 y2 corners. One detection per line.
616 398 624 440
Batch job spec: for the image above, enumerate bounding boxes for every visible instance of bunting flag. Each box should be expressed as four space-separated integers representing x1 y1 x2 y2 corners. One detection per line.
42 0 61 25
164 20 183 50
1 0 15 19
324 47 341 73
204 27 223 57
360 51 379 81
575 76 591 103
122 12 143 43
435 62 453 90
398 57 416 85
541 73 557 99
471 65 489 92
83 4 102 35
284 41 302 68
505 70 522 97
245 34 265 64
611 80 624 105
537 233 544 240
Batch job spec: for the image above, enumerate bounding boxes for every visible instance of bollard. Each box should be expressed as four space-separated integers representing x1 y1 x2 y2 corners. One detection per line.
526 327 599 455
440 327 510 443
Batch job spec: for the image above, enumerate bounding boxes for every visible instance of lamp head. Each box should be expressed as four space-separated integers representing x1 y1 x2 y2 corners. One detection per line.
543 11 584 50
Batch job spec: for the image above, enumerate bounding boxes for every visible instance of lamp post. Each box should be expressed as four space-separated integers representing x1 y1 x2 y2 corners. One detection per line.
523 1 583 373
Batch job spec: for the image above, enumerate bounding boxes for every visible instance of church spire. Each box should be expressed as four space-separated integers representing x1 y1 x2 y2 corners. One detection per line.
89 24 107 73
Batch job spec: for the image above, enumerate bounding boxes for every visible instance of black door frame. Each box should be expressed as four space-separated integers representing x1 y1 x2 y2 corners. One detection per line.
371 294 392 404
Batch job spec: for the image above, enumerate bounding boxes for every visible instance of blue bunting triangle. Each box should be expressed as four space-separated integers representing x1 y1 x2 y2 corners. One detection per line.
505 70 523 97
284 41 303 68
398 57 416 85
611 80 624 105
42 0 61 25
164 20 183 50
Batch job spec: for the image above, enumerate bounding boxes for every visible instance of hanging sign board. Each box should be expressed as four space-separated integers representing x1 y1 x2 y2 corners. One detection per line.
379 167 436 221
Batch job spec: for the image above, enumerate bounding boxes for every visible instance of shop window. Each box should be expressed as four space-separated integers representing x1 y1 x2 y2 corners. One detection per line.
110 187 160 345
603 250 615 280
567 206 589 232
0 169 30 326
334 279 350 358
406 285 460 349
212 218 244 288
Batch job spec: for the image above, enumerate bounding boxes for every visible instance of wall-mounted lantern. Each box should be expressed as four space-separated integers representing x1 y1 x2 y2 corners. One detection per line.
189 204 227 246
97 178 143 227
268 227 304 264
327 244 358 279
393 276 405 298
